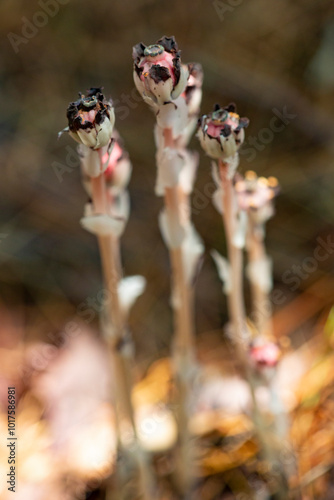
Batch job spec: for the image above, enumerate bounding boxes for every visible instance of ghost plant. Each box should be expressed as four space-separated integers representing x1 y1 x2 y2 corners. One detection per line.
198 103 250 349
133 35 204 493
235 171 280 338
198 103 249 161
236 172 287 441
198 103 291 496
55 35 296 500
62 87 154 500
66 87 115 150
133 37 188 107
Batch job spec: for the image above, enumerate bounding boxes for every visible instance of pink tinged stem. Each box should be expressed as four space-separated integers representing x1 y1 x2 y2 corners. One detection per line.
219 161 291 497
162 127 195 494
247 219 273 337
164 187 194 354
247 220 292 477
90 159 155 500
90 174 134 423
219 160 246 347
163 128 194 353
91 173 108 214
163 127 174 148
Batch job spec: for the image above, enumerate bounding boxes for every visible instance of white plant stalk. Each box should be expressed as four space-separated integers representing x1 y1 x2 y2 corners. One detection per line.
63 87 155 500
132 37 204 494
219 159 248 350
162 126 196 494
89 160 155 500
195 103 290 496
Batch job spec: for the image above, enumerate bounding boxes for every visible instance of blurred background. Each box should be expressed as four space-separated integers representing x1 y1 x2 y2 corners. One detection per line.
2 1 334 498
1 0 334 364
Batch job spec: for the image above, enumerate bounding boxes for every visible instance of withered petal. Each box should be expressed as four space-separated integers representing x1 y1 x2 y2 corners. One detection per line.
224 102 237 113
134 64 143 78
132 42 146 63
187 62 203 81
95 107 109 125
73 116 94 131
156 35 179 54
149 65 171 83
186 63 203 101
239 117 250 128
172 57 181 84
220 124 232 137
87 87 104 98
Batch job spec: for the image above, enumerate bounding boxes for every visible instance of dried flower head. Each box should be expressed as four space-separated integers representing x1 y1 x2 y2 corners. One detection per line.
197 103 249 160
66 88 115 150
235 171 279 222
249 340 281 369
133 36 188 106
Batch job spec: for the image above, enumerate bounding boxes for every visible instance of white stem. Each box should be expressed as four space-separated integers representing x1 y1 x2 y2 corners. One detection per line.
246 218 273 337
88 153 155 500
219 160 247 348
218 160 289 498
247 219 290 442
162 127 195 494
